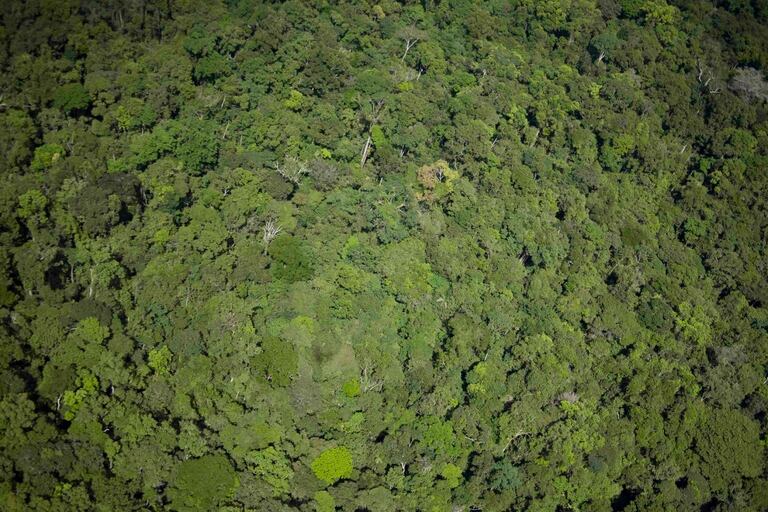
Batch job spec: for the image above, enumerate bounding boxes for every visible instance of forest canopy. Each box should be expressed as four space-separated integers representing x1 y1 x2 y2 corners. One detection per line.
1 0 768 511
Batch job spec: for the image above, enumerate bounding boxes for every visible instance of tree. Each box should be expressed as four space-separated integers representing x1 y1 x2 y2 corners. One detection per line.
268 236 314 282
311 446 353 485
2 2 768 510
440 463 462 489
729 67 768 102
168 119 220 174
397 27 427 62
275 156 309 184
689 406 764 493
30 144 65 171
590 29 619 63
17 189 48 228
314 490 335 512
52 83 90 113
0 109 36 169
247 446 294 496
148 346 173 374
168 455 239 511
262 218 282 255
251 337 297 387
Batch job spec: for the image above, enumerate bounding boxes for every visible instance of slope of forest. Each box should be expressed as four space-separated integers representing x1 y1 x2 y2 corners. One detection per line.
1 0 768 510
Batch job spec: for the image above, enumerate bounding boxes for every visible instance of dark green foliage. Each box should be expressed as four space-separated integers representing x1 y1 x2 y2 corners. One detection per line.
69 173 141 236
490 460 523 492
194 53 230 82
251 337 297 387
1 1 768 510
0 110 36 169
169 119 220 174
168 455 239 511
268 236 314 282
52 83 90 113
692 407 763 493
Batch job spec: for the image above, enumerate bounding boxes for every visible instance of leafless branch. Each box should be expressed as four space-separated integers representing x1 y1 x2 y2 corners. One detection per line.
275 157 309 184
262 218 282 255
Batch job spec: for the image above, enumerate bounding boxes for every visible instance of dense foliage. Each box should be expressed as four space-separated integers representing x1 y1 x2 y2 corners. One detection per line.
1 0 768 510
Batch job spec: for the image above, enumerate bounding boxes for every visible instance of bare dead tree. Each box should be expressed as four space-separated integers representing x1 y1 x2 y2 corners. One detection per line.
275 157 309 184
360 363 384 392
557 391 580 404
402 38 418 60
262 218 282 255
368 99 386 126
729 67 768 102
360 99 386 169
360 135 372 169
500 430 531 455
696 58 722 94
529 129 540 148
397 26 427 61
88 268 95 298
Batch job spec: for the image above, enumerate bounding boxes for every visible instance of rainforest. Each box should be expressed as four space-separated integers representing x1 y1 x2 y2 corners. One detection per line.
1 0 767 511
